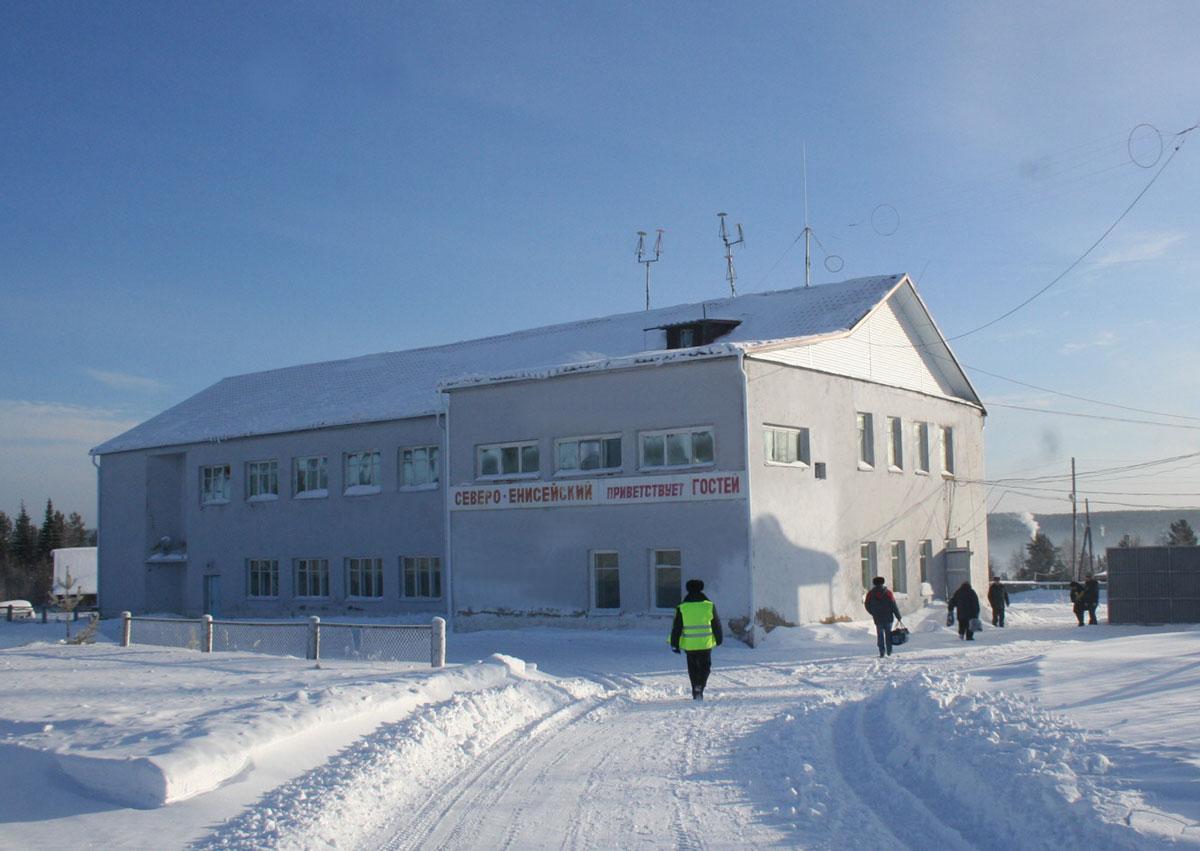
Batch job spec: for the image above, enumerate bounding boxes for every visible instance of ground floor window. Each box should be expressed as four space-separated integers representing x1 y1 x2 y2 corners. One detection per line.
591 551 620 610
860 542 877 589
918 540 932 583
891 541 907 594
247 559 278 598
402 556 442 599
653 549 682 610
346 557 384 598
296 558 330 598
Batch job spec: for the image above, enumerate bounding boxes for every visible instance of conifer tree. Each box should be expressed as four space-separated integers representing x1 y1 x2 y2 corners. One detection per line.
37 499 65 559
64 512 88 548
11 503 37 567
1021 532 1066 580
1167 518 1197 547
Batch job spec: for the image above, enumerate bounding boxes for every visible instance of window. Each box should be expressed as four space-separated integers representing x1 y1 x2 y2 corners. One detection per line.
653 549 682 610
914 422 931 474
860 542 877 589
400 446 440 488
295 558 330 598
294 455 328 497
201 464 231 504
887 417 903 470
940 426 955 476
346 557 383 598
247 559 279 598
247 460 278 500
557 435 622 474
918 540 932 583
592 551 620 610
662 319 741 349
344 450 381 493
891 541 907 594
857 413 875 469
764 425 811 466
640 428 714 469
478 441 539 478
402 556 442 599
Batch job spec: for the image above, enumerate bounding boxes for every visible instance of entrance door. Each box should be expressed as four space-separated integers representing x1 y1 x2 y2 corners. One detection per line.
203 575 222 617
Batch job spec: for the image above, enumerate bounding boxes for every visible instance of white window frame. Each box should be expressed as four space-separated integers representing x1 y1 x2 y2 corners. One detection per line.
940 426 956 477
294 455 329 499
477 440 540 480
401 556 443 600
887 416 903 471
590 550 621 613
344 450 382 495
555 434 623 476
891 541 907 594
639 427 715 471
763 425 811 467
345 557 384 599
201 464 231 505
246 460 278 501
247 558 279 599
857 413 875 470
295 558 330 598
651 548 683 612
914 422 931 475
400 445 440 490
860 541 877 589
918 539 933 583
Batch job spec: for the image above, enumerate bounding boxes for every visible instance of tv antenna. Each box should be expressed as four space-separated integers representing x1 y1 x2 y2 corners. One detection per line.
799 144 842 287
635 228 664 311
718 212 744 296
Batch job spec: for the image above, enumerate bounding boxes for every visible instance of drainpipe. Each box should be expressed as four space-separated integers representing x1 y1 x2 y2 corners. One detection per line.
92 453 102 616
737 351 758 646
440 394 454 632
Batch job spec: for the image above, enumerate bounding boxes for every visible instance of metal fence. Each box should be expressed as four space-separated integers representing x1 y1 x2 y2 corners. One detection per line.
1107 546 1200 624
120 613 446 666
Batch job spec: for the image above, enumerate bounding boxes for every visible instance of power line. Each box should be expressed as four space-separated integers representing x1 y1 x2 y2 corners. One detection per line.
984 401 1200 431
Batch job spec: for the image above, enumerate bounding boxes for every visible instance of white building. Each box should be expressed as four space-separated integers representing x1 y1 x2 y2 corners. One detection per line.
92 274 988 637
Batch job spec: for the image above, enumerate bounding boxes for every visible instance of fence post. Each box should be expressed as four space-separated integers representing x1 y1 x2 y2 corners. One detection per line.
42 608 48 624
202 614 213 653
5 605 11 622
121 612 132 647
308 616 321 663
431 617 446 668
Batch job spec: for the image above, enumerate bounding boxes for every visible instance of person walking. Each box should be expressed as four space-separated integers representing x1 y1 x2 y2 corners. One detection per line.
670 579 722 700
987 577 1011 627
864 576 903 657
1080 574 1101 625
1069 581 1086 626
948 581 981 640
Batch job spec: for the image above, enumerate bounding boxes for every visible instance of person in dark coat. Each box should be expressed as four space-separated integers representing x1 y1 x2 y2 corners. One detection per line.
987 577 1011 627
948 581 981 640
863 576 903 657
1069 581 1085 626
670 579 723 700
1080 574 1101 625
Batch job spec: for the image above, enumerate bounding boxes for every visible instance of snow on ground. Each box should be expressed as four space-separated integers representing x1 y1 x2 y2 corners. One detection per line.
2 592 1198 849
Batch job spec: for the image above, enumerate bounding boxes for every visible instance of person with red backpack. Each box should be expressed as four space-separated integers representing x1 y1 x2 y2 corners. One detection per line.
864 576 903 657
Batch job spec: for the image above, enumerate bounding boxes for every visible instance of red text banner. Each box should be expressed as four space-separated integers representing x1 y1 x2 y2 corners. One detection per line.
450 471 746 511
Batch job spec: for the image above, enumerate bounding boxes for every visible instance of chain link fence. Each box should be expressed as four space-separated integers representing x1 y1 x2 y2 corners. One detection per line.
120 613 446 666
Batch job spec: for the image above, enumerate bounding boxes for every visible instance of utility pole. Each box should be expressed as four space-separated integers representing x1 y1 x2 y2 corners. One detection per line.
1070 457 1078 580
1082 498 1095 574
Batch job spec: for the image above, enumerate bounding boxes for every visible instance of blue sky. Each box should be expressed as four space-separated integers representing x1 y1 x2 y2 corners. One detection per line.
3 1 1199 525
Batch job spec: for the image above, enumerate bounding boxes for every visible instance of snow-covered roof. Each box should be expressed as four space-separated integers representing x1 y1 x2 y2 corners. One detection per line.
93 274 906 455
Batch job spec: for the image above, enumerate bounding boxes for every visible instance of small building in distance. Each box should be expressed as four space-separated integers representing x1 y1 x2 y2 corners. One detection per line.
91 274 988 636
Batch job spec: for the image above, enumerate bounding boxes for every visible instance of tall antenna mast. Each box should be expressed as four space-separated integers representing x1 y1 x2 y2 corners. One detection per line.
803 144 811 288
718 212 744 297
635 228 664 311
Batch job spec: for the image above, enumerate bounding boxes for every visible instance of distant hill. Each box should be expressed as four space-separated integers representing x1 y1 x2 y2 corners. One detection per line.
987 509 1200 573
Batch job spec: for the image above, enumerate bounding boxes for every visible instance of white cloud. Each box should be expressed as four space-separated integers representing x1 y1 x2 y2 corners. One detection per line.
0 400 140 447
84 368 167 393
1060 331 1117 355
1094 231 1186 268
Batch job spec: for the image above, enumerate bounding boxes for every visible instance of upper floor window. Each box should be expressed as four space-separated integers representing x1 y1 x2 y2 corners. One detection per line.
914 422 931 474
856 413 875 469
887 417 903 471
247 460 278 500
640 427 714 470
478 441 539 479
763 425 811 467
400 446 440 489
201 464 231 505
345 450 381 494
940 426 956 476
294 455 328 498
346 557 383 598
557 435 622 474
247 559 279 598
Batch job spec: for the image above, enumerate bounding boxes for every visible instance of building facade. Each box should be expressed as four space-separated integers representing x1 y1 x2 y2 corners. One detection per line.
93 274 988 634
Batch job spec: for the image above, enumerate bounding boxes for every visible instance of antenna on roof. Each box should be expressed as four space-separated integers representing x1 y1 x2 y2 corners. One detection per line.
797 144 842 287
718 212 744 297
635 228 664 311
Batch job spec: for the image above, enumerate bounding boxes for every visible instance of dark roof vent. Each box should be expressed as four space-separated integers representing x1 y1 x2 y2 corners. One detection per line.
656 319 741 350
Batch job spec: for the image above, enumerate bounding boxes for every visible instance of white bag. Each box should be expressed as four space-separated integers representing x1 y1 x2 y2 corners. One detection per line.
969 617 983 633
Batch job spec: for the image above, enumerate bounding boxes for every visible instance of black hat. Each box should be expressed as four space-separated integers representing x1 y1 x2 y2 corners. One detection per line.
872 576 885 586
685 579 704 593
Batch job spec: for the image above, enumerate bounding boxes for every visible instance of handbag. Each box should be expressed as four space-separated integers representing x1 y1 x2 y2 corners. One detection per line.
889 626 910 646
969 617 983 632
945 612 954 627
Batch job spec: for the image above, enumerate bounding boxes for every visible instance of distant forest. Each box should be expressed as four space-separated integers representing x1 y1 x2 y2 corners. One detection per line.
0 500 95 603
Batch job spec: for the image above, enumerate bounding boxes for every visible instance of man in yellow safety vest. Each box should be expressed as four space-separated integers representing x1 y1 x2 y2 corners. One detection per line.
669 579 723 700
